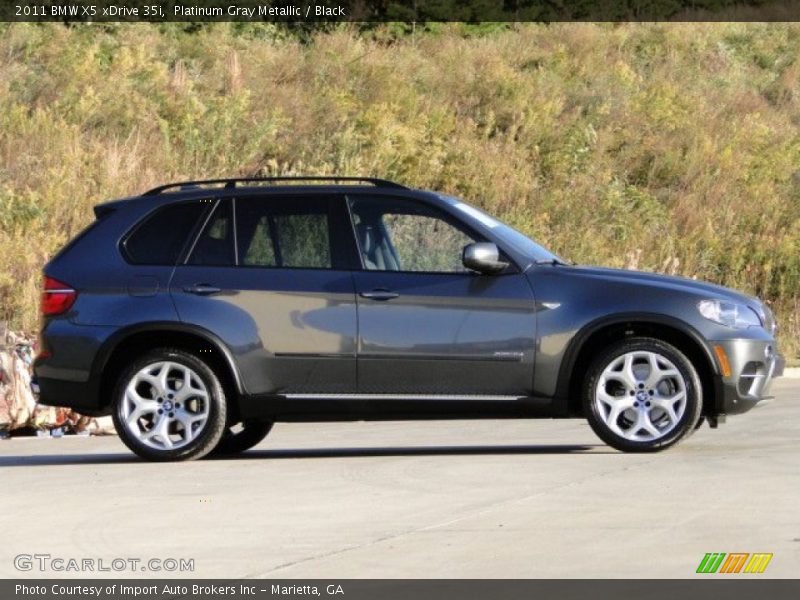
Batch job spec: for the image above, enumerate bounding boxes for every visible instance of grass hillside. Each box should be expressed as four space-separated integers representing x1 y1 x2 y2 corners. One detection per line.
0 22 798 359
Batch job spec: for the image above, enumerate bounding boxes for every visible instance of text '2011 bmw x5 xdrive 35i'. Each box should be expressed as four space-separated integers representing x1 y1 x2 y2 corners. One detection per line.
33 177 784 460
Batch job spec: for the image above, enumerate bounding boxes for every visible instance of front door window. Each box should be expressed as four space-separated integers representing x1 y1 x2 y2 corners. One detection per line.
348 196 478 273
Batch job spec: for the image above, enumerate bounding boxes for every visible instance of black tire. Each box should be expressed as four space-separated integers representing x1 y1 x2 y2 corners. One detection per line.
111 348 227 461
583 337 703 452
211 421 274 455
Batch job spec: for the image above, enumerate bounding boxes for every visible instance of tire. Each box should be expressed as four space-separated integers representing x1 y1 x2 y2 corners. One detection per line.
111 348 227 461
583 337 703 452
211 420 274 455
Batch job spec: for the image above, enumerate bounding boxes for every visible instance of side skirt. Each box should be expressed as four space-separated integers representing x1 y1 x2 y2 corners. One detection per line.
238 394 558 422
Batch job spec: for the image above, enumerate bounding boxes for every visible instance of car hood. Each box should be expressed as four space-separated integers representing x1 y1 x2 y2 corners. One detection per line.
563 265 759 307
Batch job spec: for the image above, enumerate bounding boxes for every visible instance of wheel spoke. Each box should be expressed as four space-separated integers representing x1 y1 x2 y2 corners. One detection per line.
157 364 173 395
643 353 662 388
657 391 686 405
124 387 158 424
155 416 173 448
605 404 628 435
621 353 639 388
652 392 684 424
644 352 679 388
175 382 208 403
628 410 658 438
141 414 171 448
597 388 630 407
127 405 159 425
176 412 195 442
640 411 661 437
138 372 162 395
597 388 636 437
180 366 195 393
125 388 157 410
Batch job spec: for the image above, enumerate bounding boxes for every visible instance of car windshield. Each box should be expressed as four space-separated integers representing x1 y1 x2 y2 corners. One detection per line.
440 195 566 264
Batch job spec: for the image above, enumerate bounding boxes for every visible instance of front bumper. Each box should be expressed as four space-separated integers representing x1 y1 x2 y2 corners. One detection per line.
712 338 784 415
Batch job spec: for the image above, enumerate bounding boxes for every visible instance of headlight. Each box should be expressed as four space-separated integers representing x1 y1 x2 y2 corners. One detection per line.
697 299 762 329
762 303 778 335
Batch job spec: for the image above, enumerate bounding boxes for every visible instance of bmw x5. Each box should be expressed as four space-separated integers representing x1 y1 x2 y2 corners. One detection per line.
33 177 784 460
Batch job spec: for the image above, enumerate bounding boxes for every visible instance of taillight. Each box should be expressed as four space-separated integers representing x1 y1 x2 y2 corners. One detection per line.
41 276 77 316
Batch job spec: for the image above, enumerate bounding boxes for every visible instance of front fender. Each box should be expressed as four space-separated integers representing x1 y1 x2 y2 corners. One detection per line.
552 312 719 404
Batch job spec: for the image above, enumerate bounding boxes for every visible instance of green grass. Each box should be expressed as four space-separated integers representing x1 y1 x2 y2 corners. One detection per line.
0 22 797 358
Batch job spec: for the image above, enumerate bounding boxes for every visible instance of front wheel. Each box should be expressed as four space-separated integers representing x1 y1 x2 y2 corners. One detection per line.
112 348 227 461
583 337 703 452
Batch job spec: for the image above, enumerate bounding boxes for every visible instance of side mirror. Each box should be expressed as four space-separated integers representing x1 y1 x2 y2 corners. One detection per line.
462 242 509 275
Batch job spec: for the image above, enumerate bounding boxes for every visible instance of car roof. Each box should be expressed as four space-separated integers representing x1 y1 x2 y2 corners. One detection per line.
144 176 408 195
94 179 440 215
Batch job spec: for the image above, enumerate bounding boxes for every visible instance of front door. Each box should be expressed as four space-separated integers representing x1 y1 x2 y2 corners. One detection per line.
347 195 537 397
170 194 358 395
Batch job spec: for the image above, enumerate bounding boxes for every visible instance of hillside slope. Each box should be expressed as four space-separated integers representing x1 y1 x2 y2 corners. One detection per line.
0 23 797 357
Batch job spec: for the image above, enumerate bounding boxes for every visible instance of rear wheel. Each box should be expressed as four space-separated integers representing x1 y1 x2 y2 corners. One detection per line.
112 348 227 461
211 421 273 455
583 337 702 452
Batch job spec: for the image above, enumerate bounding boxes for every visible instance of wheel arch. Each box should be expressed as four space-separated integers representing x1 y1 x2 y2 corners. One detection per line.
556 313 720 417
93 322 246 416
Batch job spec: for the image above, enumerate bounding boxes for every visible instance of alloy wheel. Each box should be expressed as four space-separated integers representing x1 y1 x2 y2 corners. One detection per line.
119 361 210 450
594 351 688 442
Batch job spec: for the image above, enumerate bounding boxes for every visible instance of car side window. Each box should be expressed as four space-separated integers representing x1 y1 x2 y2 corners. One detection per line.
348 197 477 273
187 200 235 266
242 216 277 266
123 201 208 265
236 197 332 269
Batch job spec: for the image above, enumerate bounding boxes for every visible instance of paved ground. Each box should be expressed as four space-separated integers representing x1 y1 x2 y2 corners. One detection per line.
1 379 798 579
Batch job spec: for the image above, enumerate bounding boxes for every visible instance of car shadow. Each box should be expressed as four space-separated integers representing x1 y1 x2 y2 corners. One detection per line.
0 452 138 467
225 444 604 460
0 443 606 466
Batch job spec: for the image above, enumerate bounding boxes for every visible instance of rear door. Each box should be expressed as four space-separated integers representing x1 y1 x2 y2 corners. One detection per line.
348 195 537 397
169 194 358 395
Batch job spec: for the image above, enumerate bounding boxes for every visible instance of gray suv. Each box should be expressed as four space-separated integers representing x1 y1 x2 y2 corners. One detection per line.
33 177 784 460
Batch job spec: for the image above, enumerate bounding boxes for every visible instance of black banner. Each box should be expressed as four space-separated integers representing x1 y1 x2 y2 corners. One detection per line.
5 580 800 600
3 0 800 22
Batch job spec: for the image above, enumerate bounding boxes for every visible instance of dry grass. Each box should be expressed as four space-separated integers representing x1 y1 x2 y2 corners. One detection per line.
0 22 798 359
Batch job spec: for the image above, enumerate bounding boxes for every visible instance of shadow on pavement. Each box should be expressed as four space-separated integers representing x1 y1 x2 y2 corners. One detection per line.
0 452 138 467
215 444 605 460
0 443 606 466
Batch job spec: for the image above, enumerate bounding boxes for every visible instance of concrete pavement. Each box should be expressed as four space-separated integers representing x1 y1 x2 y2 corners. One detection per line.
1 379 798 579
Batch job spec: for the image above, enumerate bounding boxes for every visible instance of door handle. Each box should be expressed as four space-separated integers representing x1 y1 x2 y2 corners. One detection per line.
183 284 222 296
359 289 400 301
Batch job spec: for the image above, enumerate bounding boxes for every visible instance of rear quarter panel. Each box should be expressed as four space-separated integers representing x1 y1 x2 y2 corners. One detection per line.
46 201 180 328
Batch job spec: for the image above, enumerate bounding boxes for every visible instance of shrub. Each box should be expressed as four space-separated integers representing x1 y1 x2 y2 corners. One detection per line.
0 22 797 359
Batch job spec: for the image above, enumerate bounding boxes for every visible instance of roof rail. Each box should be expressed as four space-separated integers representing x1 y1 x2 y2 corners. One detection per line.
143 176 407 196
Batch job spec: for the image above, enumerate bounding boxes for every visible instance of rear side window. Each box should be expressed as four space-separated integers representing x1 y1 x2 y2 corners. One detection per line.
187 200 235 267
236 197 333 269
123 202 207 265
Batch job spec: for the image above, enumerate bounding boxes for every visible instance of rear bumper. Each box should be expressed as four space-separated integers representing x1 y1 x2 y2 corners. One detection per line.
33 375 108 417
712 338 784 415
32 320 116 416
